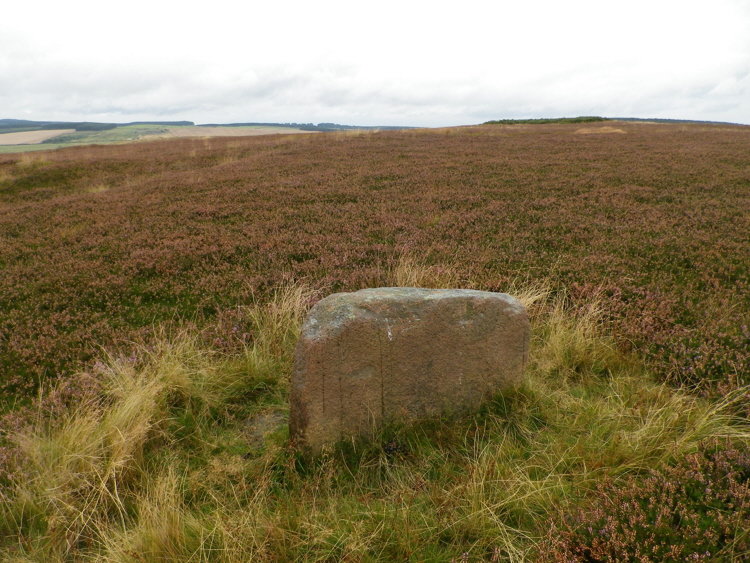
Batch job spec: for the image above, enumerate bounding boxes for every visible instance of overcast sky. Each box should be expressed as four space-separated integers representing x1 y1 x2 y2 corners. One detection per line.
3 0 750 127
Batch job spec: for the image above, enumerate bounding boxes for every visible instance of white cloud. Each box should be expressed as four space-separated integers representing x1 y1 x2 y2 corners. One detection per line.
2 0 749 125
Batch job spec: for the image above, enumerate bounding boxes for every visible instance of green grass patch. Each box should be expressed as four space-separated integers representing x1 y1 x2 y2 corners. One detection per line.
40 124 172 145
0 143 70 154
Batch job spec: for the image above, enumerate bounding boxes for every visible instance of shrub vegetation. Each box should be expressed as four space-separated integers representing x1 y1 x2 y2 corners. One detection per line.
0 121 747 404
543 439 750 561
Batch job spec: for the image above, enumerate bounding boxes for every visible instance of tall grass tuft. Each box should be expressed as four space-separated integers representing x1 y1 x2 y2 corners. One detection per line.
239 284 316 388
534 292 628 381
96 468 221 562
391 254 464 289
0 331 232 558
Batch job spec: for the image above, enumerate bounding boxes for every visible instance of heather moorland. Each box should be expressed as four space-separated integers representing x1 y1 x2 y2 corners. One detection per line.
1 121 747 397
0 121 748 560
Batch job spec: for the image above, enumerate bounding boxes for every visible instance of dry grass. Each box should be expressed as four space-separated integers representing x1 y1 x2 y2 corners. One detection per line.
391 254 465 288
239 284 317 387
534 293 625 381
574 126 626 134
84 183 110 194
1 259 747 560
13 153 49 169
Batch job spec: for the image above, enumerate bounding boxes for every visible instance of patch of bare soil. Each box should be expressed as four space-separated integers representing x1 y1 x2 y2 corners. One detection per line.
0 129 75 145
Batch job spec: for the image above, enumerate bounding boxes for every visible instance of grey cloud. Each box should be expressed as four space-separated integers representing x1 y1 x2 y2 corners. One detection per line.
2 51 750 126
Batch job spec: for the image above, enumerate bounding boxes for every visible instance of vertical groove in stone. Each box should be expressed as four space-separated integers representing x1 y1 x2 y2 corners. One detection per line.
321 350 326 416
338 342 343 440
379 320 385 420
522 319 529 368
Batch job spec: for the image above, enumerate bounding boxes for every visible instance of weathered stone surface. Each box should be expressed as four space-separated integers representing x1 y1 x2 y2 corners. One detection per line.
290 288 530 452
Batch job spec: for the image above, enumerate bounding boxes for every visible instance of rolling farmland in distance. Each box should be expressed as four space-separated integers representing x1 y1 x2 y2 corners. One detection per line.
0 119 409 153
0 123 316 153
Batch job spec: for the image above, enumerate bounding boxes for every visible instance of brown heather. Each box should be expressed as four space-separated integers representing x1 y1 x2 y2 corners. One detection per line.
543 439 750 561
0 122 748 400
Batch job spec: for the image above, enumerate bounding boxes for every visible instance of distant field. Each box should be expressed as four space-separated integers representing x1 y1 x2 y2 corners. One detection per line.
163 125 316 138
0 124 314 153
0 128 75 145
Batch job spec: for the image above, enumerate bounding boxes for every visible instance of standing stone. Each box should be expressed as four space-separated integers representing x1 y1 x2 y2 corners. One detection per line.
290 287 530 452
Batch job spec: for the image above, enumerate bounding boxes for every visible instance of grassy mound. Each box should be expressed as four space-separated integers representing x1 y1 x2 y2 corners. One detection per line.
2 261 748 561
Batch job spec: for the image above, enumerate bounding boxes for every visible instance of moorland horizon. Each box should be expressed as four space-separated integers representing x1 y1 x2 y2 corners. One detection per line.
3 114 750 129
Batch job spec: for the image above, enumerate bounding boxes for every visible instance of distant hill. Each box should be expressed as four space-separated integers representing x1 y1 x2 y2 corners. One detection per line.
483 116 608 125
0 119 195 134
610 117 747 126
0 119 411 135
483 116 747 127
197 122 412 132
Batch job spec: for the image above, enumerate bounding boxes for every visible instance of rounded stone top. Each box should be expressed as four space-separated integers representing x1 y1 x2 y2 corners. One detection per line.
302 287 527 339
